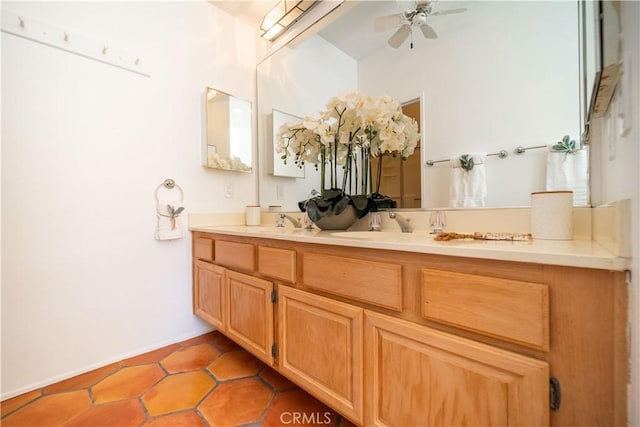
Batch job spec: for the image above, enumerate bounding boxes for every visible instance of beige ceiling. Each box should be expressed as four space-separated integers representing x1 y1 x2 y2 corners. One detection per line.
209 0 279 29
208 1 470 60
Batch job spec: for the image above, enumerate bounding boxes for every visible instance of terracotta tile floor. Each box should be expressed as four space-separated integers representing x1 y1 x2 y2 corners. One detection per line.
1 331 357 427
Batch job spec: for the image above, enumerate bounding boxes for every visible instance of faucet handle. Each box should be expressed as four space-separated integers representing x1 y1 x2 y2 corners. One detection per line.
276 213 285 227
429 211 446 234
303 215 314 230
369 213 382 231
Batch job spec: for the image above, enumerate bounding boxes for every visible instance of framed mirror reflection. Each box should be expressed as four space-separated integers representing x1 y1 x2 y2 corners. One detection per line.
257 1 592 210
204 87 253 173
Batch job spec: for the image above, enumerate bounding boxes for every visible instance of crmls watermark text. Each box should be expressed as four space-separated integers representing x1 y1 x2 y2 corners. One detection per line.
279 411 332 424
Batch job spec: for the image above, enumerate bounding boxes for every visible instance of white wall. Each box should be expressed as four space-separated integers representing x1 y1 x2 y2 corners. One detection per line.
1 1 258 399
257 35 357 210
589 1 640 423
358 1 580 208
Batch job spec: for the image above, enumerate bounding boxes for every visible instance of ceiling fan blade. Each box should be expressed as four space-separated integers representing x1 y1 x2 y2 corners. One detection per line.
431 8 467 16
374 13 403 32
388 25 411 48
420 23 438 39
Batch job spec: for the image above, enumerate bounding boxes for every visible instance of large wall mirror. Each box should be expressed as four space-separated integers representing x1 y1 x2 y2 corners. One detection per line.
258 1 595 210
204 87 253 173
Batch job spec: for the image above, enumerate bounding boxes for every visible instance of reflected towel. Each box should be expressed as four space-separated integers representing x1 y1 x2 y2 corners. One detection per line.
546 147 589 206
449 153 487 208
155 201 185 241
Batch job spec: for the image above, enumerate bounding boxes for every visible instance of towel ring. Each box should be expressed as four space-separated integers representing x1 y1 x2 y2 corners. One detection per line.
155 179 183 204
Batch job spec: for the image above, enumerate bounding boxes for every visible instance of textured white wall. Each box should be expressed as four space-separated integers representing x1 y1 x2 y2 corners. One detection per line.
1 1 258 398
257 35 357 211
358 1 580 208
589 1 640 423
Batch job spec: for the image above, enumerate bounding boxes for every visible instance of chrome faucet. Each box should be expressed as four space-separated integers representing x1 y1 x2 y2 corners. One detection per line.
389 212 413 233
277 213 302 228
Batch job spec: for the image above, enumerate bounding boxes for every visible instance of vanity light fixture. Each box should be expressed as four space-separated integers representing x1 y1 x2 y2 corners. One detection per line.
260 0 317 41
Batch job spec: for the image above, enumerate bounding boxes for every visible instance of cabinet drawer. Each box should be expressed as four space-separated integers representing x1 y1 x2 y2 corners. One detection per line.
258 246 296 283
302 252 402 311
194 237 214 262
215 240 255 271
421 269 549 350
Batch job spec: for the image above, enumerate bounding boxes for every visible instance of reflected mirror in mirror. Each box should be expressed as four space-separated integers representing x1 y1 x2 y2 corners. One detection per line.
272 109 304 178
257 1 588 210
204 87 252 173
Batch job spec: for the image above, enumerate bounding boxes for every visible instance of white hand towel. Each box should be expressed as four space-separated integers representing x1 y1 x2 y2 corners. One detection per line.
155 201 185 241
449 153 487 208
546 147 589 206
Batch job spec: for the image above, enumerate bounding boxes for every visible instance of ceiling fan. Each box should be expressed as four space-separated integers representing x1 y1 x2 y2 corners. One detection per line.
374 1 467 48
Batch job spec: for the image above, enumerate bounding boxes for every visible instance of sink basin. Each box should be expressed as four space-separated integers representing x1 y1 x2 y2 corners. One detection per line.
330 231 433 241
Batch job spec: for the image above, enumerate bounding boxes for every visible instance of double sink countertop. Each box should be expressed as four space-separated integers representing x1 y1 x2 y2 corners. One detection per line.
190 223 630 272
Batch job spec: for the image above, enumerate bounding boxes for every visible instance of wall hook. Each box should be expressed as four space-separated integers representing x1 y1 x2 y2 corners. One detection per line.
163 179 176 189
102 46 108 55
19 16 25 28
64 32 69 42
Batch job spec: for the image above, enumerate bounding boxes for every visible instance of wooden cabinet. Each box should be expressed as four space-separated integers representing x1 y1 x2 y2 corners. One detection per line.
191 231 627 427
364 311 549 426
278 286 364 424
225 270 275 365
193 260 226 332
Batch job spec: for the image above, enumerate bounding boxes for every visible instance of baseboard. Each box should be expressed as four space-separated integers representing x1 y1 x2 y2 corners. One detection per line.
0 326 214 401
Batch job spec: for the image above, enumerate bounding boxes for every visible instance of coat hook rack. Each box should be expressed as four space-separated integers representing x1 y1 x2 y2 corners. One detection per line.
1 9 150 77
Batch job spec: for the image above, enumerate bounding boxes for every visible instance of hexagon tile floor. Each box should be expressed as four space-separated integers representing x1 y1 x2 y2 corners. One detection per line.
1 331 357 427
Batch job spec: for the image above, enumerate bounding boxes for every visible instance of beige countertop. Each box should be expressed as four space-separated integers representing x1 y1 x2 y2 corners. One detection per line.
190 224 630 271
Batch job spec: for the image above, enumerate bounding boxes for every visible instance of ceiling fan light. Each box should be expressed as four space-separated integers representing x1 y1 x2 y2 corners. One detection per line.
412 12 427 26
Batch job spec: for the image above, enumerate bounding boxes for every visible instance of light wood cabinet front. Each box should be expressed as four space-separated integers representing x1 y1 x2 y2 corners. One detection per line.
421 268 550 350
215 240 255 272
193 260 225 332
258 246 296 283
225 270 274 365
302 252 402 311
365 311 549 427
193 237 214 262
278 286 364 425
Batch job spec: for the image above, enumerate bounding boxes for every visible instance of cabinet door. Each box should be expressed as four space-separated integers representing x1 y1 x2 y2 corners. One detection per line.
225 270 274 365
365 311 549 427
193 260 226 332
278 286 363 425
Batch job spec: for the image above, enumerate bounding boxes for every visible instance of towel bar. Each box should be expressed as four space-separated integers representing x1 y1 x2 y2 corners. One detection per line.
426 150 508 166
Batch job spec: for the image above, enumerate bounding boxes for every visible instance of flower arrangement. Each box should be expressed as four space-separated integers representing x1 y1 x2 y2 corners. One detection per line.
276 91 420 224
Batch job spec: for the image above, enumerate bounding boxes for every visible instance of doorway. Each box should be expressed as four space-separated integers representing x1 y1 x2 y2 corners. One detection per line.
371 98 421 208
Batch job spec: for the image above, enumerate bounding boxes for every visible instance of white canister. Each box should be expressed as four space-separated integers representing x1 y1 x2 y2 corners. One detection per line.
245 205 261 226
530 191 573 240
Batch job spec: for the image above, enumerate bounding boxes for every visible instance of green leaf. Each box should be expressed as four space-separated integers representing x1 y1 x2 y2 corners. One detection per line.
306 200 323 222
174 207 184 215
333 196 350 215
350 194 369 210
314 198 332 208
459 154 474 172
322 188 342 201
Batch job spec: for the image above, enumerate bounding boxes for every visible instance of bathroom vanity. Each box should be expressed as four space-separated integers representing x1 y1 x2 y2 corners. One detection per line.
190 226 628 426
